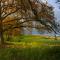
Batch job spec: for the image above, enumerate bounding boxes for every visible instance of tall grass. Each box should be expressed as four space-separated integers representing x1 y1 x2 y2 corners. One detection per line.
0 46 60 60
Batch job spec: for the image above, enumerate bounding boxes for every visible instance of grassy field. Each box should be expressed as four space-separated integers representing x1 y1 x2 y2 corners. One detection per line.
8 35 60 42
5 35 60 48
0 35 60 60
0 46 60 60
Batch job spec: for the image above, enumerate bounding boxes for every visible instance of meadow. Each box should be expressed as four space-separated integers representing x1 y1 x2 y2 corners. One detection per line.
0 35 60 60
5 35 60 47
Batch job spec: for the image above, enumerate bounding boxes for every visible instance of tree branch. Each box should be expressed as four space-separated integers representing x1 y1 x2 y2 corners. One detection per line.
2 8 20 20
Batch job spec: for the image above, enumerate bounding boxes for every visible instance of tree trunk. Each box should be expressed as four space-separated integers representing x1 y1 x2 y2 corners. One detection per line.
0 28 5 48
0 1 4 45
55 34 57 40
0 18 4 45
0 21 4 45
0 32 4 44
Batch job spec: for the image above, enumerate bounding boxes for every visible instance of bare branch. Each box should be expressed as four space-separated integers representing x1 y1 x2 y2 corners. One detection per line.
2 8 20 20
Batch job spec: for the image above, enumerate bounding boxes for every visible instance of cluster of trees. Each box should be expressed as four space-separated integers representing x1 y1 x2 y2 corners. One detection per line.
0 0 59 44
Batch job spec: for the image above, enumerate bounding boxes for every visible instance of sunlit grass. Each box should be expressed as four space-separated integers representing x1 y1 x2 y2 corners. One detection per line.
7 35 60 42
5 35 60 48
1 35 60 60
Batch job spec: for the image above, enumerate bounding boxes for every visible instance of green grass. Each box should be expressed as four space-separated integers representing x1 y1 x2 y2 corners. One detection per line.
5 35 60 46
0 35 60 60
0 46 60 60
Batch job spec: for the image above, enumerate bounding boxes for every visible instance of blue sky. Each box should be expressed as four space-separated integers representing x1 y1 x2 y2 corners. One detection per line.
42 0 60 21
47 0 60 21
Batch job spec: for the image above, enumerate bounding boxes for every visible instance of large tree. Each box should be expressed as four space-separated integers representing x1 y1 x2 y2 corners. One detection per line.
0 0 59 44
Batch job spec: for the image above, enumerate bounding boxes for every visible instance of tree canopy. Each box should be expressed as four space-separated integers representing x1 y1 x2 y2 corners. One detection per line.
0 0 59 44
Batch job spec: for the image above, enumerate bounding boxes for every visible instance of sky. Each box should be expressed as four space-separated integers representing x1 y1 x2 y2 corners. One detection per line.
42 0 60 21
47 0 60 21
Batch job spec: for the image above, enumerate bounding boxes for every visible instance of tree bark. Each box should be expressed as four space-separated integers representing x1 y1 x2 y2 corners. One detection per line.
0 1 4 45
0 31 4 44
